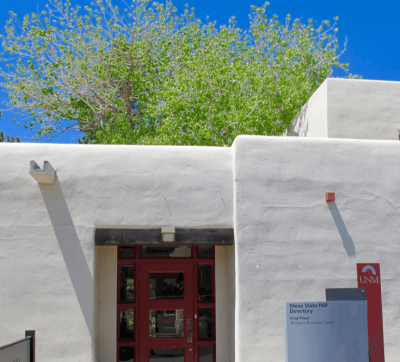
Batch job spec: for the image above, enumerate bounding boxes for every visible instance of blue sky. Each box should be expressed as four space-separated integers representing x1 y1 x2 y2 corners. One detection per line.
1 0 399 143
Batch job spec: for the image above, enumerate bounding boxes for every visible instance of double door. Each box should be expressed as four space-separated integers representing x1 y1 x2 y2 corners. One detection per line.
117 246 215 362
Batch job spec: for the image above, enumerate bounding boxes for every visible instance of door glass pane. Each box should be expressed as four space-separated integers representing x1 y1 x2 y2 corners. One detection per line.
120 265 134 302
199 346 213 362
119 309 134 340
149 310 184 337
198 265 212 301
141 246 191 258
150 349 184 361
150 273 184 300
120 247 135 258
199 309 213 339
119 346 134 362
198 246 212 258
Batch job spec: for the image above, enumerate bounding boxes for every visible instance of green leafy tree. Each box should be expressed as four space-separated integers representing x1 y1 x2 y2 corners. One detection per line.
0 131 21 142
0 0 357 145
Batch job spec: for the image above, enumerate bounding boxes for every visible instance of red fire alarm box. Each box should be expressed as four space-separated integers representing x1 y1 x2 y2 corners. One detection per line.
326 192 335 202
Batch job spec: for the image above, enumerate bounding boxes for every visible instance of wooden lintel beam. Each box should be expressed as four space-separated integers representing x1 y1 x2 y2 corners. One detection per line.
95 228 234 246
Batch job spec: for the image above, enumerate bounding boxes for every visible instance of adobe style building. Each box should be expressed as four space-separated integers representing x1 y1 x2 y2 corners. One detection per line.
1 78 400 362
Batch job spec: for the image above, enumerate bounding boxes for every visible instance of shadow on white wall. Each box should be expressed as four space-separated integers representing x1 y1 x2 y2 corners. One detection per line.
282 103 309 137
328 202 356 257
39 177 94 336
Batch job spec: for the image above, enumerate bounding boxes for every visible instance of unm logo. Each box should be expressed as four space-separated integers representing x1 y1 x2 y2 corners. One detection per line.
360 265 379 283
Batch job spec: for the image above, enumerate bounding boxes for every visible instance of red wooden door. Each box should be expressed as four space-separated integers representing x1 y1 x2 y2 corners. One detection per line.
139 262 194 362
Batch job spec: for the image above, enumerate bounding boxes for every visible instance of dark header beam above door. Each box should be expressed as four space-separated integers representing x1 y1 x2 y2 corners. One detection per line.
95 228 234 246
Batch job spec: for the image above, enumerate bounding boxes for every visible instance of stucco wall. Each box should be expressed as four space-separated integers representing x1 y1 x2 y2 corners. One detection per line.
95 246 117 362
327 78 400 140
283 80 328 138
233 135 400 362
215 245 235 362
285 78 400 140
0 143 233 362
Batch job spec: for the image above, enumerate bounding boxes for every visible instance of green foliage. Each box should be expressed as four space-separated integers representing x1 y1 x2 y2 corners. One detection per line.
0 130 21 142
0 0 358 145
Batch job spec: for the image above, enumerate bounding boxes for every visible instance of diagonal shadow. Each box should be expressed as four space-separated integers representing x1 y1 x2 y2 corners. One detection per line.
283 102 309 136
328 202 356 257
39 177 93 336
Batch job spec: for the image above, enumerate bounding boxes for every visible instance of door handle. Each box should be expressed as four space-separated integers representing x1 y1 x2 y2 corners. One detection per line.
187 319 192 342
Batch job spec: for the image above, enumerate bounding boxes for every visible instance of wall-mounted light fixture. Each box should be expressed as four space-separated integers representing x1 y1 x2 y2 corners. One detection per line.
161 227 175 243
30 160 56 184
326 192 335 202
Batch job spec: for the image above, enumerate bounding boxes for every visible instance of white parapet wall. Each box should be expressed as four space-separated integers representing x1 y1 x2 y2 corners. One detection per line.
284 78 400 140
0 143 233 362
283 80 328 138
233 135 400 362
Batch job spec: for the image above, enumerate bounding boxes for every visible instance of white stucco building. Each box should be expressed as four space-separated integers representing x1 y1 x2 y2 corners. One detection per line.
1 78 400 362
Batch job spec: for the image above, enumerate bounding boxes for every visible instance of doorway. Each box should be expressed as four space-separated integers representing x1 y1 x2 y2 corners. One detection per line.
117 246 216 362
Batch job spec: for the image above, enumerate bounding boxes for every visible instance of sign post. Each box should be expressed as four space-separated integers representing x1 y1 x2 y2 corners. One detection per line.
357 263 385 362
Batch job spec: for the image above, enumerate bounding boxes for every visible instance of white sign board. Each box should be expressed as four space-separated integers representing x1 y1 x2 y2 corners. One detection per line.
284 301 368 362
